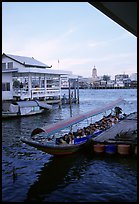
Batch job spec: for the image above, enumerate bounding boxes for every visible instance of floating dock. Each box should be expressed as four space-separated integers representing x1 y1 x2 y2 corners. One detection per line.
92 112 137 155
92 112 137 143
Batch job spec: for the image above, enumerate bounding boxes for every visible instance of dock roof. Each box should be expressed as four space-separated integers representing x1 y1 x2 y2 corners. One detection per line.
3 53 51 68
17 67 72 75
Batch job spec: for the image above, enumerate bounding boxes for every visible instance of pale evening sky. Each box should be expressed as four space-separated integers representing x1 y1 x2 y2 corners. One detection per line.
2 2 137 79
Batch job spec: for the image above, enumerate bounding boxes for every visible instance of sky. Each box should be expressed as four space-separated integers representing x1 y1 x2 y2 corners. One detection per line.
2 2 137 79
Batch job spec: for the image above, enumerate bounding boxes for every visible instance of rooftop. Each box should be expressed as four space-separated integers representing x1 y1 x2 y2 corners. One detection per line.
3 53 51 68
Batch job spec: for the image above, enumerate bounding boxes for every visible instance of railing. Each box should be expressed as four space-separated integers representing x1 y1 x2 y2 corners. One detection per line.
13 87 61 100
13 88 29 95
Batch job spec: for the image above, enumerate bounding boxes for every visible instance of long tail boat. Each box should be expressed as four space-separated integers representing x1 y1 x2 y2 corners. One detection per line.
21 98 124 156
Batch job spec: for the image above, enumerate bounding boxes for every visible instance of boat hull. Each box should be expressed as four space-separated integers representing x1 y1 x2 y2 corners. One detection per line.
2 109 44 119
21 137 92 156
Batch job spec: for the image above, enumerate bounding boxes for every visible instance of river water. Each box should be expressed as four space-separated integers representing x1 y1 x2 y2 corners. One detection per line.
2 89 137 202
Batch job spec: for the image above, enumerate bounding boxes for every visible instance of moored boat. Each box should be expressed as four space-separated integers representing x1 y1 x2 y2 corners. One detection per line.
21 135 93 156
2 100 52 119
21 98 125 156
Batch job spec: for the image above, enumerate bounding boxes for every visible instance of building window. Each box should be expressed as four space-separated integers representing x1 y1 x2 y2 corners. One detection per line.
2 83 10 91
8 62 13 69
2 63 6 70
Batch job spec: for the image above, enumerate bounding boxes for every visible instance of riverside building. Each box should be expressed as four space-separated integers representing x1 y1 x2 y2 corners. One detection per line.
2 53 73 110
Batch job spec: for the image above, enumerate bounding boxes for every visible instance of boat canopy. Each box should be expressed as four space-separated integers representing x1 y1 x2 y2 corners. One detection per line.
15 101 39 107
9 101 39 113
31 98 125 137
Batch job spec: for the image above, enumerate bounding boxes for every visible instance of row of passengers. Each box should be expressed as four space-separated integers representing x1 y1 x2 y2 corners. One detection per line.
56 126 94 145
56 132 74 145
78 115 119 136
56 114 119 145
93 115 119 130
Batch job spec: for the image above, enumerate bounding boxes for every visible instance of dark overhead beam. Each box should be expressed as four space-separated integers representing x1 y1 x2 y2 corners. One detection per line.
89 2 137 37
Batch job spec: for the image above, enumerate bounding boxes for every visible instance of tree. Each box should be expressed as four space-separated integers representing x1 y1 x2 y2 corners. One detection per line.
13 80 20 88
102 75 110 82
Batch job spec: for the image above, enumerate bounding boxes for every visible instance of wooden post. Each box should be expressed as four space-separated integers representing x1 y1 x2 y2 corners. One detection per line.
44 75 47 99
68 78 71 105
28 73 32 100
59 76 62 108
74 79 76 103
77 77 79 104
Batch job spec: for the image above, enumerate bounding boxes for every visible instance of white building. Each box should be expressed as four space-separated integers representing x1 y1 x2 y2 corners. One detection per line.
92 66 97 76
115 74 129 82
92 66 98 80
130 73 137 81
2 53 72 102
114 81 125 87
61 74 80 88
106 80 115 87
114 74 129 88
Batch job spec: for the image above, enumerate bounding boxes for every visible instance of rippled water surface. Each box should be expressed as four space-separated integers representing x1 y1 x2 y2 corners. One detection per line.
2 89 137 202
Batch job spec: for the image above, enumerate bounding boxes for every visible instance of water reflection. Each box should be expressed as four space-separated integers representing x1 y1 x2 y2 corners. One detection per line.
25 152 87 202
24 151 137 202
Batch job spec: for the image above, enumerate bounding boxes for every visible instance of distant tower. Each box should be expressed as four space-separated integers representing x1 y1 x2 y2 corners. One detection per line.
92 65 97 79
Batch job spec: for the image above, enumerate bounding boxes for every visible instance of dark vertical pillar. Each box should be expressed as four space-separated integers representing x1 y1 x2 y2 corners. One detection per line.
68 78 71 104
59 76 62 108
74 79 76 103
77 77 79 104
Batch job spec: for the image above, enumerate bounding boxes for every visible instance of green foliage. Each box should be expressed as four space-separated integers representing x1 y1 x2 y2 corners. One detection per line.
13 80 20 88
102 75 110 81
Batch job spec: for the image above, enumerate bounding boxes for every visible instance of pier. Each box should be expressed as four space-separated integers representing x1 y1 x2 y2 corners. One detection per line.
92 112 137 143
92 112 137 155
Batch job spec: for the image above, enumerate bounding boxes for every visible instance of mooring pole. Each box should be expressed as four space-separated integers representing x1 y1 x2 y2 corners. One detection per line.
68 78 71 105
74 79 77 103
77 77 79 104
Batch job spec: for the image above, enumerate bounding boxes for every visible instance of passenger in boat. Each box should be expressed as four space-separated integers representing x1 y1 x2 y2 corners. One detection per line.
57 132 74 145
68 132 75 144
73 131 78 138
118 113 126 120
114 106 122 119
102 120 110 129
67 132 73 140
59 138 67 144
101 118 108 126
62 134 70 144
75 129 82 138
99 124 107 130
93 126 102 135
93 120 108 133
56 134 68 145
105 119 113 128
77 128 86 138
84 126 91 136
108 115 117 126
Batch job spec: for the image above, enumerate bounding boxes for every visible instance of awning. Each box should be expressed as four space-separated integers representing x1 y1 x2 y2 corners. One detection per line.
15 101 39 108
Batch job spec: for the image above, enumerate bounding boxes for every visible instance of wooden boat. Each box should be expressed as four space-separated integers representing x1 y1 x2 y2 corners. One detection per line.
2 109 44 119
21 135 93 156
21 98 125 156
2 100 52 119
2 111 20 118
